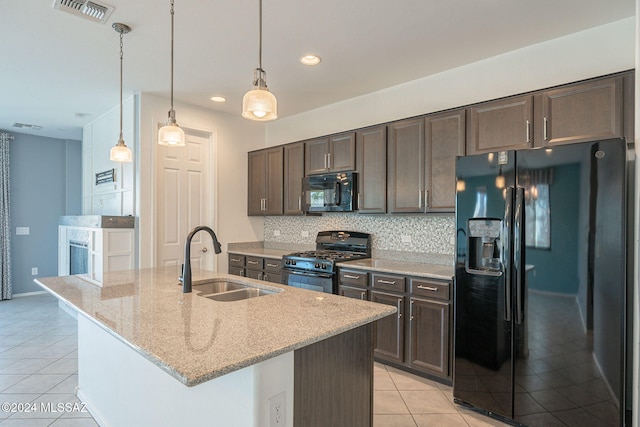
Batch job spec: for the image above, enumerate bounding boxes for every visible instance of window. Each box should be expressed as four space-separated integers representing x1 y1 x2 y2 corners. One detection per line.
525 183 550 249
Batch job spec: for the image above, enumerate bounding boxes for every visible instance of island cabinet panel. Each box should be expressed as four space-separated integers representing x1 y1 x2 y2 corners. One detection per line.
467 95 534 155
248 147 283 216
537 75 623 147
425 109 465 212
283 141 305 215
387 117 425 213
295 324 373 427
304 132 356 175
356 125 387 213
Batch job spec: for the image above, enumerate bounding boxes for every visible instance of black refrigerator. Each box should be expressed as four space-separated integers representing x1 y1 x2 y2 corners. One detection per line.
453 139 630 426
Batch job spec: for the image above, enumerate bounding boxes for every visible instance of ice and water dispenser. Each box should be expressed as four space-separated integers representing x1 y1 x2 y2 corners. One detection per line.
466 218 503 276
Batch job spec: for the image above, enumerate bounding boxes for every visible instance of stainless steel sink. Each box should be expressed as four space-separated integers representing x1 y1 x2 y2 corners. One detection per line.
191 280 280 302
203 287 276 302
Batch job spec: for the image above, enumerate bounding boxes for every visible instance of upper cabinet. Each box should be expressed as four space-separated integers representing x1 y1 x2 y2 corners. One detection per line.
425 110 465 212
466 95 534 155
283 142 305 215
248 147 283 216
537 75 623 146
387 118 425 213
356 126 387 214
305 132 356 175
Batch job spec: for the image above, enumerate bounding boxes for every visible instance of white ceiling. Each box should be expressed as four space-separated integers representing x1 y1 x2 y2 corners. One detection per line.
0 0 634 140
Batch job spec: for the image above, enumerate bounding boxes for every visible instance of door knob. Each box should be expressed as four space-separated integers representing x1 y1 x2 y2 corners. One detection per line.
201 247 208 253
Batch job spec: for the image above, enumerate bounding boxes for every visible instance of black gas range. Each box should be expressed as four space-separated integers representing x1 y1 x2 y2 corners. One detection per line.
281 231 371 294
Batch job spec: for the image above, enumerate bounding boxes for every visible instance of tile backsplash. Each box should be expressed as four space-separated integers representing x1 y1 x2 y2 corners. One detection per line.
264 214 455 263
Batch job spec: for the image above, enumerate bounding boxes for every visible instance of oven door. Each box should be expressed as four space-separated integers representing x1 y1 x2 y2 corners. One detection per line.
282 269 335 294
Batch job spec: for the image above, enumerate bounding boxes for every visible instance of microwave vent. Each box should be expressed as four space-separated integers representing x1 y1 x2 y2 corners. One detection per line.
52 0 114 24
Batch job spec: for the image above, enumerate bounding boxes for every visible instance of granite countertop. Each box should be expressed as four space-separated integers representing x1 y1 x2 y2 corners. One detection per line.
227 247 292 259
337 258 454 281
35 268 395 387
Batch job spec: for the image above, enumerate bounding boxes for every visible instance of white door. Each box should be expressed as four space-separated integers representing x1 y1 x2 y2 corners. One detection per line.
156 130 214 271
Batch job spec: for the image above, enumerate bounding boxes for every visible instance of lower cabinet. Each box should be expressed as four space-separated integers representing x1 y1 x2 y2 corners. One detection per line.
228 253 282 284
337 267 452 382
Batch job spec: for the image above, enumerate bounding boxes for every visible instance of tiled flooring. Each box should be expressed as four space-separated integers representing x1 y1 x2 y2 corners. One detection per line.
0 294 507 427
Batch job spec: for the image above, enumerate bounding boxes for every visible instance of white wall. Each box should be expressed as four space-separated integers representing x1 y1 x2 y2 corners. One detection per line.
265 17 635 146
137 93 265 272
82 96 136 215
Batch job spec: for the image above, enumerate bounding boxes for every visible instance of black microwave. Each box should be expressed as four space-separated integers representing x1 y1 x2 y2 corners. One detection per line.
302 172 357 212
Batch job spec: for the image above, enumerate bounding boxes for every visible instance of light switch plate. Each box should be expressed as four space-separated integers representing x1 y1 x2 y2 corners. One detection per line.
301 231 309 238
16 227 30 235
401 235 411 243
273 230 281 237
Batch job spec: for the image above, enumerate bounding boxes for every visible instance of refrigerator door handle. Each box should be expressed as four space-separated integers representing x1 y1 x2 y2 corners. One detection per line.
503 186 514 322
514 187 525 325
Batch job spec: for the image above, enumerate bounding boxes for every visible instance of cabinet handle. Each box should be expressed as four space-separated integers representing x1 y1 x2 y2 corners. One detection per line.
262 273 268 281
230 258 241 262
378 279 396 285
526 120 531 143
543 117 549 141
417 285 438 292
266 263 279 268
418 190 423 209
397 298 403 318
247 260 260 265
324 153 328 169
327 152 332 169
298 196 302 211
258 273 263 280
360 291 366 301
358 193 362 209
410 299 414 321
239 270 245 277
425 190 430 210
344 274 361 280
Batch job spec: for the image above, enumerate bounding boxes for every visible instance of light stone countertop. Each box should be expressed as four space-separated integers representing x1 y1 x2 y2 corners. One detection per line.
337 258 454 281
227 247 291 259
35 268 395 387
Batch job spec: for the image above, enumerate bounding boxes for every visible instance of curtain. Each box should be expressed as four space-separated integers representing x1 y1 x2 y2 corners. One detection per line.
0 132 12 300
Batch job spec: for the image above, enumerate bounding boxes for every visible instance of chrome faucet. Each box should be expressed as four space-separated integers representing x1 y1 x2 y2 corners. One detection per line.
179 226 222 293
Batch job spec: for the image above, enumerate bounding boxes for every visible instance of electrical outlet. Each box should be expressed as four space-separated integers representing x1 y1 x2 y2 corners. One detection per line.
401 235 411 243
273 230 281 237
450 236 456 245
31 267 38 276
16 227 30 235
269 392 286 427
301 231 309 238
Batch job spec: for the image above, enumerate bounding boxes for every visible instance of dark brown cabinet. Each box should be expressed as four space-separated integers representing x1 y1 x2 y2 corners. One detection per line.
537 75 623 146
356 125 387 214
228 253 282 284
283 142 305 215
371 290 405 364
248 147 283 216
467 95 534 155
387 118 425 213
338 269 368 300
425 110 465 211
304 132 356 175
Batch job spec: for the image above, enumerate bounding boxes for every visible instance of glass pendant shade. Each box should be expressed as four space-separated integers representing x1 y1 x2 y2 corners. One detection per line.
242 88 277 121
110 139 132 162
158 120 186 146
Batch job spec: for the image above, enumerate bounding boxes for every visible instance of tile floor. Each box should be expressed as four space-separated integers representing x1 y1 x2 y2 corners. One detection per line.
0 293 507 426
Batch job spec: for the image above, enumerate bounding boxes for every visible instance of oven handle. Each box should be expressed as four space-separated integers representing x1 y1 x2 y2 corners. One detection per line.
283 269 334 279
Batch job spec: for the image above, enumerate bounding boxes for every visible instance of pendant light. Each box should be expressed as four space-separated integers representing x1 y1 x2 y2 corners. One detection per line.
242 0 277 121
110 23 133 163
158 0 186 146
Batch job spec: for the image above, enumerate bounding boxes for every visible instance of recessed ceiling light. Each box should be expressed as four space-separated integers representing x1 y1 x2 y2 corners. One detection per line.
210 96 226 103
300 55 321 66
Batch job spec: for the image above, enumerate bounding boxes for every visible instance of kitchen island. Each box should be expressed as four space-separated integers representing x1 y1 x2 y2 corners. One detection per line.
35 267 395 427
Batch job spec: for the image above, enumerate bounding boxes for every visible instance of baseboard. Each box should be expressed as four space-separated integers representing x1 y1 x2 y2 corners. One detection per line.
12 290 48 297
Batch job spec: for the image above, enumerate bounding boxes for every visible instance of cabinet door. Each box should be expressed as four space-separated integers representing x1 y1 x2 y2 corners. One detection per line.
356 126 387 213
372 291 405 364
247 150 267 215
425 109 465 212
467 95 533 155
409 298 450 378
329 132 356 172
305 137 330 175
387 118 425 213
539 76 623 146
264 147 284 215
339 285 368 301
284 142 305 215
247 147 283 215
229 267 245 277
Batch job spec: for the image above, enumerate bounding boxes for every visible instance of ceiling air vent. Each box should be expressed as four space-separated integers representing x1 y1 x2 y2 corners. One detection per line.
12 123 42 131
52 0 114 24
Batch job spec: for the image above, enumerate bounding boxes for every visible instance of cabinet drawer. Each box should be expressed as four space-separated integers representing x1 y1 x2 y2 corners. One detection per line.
410 279 450 301
372 273 406 292
245 256 264 271
339 269 368 288
339 285 368 300
229 267 245 277
228 254 245 267
263 259 282 273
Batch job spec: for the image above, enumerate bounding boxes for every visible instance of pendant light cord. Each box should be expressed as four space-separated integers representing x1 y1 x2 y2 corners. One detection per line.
170 0 175 112
119 30 124 142
258 0 262 71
